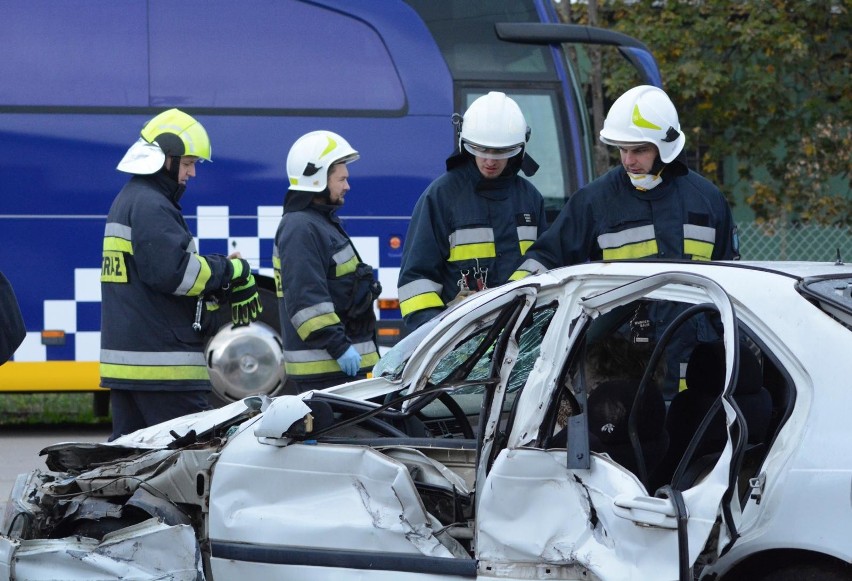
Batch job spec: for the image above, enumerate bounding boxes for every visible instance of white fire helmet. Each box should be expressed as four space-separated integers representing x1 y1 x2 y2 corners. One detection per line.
460 92 529 160
599 85 686 164
286 130 359 192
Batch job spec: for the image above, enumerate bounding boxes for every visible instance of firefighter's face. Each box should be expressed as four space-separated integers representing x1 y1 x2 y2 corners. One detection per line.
618 143 658 174
166 156 199 185
474 155 508 179
327 162 351 205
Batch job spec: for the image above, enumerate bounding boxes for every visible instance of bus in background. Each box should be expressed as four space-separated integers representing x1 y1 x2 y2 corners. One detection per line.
0 0 660 406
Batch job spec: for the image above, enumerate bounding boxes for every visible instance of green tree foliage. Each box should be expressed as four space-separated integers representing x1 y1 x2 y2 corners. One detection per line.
564 0 850 225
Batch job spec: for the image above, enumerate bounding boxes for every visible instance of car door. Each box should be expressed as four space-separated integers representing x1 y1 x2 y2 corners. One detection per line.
476 271 745 581
207 286 541 580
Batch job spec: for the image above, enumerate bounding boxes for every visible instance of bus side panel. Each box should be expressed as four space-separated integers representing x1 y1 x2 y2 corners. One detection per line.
0 0 454 391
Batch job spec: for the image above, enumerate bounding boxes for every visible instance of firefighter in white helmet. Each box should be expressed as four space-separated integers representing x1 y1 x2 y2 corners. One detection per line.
398 91 548 331
511 85 739 398
273 130 381 392
102 108 262 440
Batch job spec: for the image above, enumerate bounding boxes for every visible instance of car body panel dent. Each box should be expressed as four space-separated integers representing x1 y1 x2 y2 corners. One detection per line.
208 426 469 571
1 519 201 581
477 446 733 580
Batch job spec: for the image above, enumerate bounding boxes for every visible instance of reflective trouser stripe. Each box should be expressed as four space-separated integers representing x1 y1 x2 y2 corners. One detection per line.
398 279 444 317
284 343 380 377
100 349 208 381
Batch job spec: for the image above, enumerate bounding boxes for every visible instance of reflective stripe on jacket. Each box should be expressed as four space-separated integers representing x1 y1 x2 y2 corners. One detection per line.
398 160 547 330
99 173 231 391
274 205 379 382
513 166 738 278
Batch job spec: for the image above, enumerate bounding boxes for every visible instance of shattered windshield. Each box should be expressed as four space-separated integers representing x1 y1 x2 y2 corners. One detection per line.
430 304 557 394
373 318 440 380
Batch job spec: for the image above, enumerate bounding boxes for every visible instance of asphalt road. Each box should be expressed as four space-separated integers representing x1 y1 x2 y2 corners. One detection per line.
0 426 111 502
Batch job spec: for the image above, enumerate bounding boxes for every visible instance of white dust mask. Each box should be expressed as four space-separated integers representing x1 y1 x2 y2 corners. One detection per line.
628 171 664 191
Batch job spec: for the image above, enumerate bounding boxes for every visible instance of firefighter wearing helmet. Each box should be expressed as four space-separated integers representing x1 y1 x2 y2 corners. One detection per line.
102 108 262 440
273 130 380 392
398 91 548 331
511 85 739 398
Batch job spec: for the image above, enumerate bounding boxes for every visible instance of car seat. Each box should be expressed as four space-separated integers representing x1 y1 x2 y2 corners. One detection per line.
650 341 772 491
586 378 669 479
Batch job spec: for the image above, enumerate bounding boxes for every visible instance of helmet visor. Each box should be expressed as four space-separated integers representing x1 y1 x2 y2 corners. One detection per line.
463 141 522 160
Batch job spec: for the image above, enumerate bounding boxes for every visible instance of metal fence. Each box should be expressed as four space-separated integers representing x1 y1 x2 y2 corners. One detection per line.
738 222 852 262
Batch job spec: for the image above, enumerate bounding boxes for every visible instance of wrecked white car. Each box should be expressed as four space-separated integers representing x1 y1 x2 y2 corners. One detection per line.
3 260 852 581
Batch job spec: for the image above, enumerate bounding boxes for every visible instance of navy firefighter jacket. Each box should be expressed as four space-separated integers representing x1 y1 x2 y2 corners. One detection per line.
100 172 232 392
273 204 379 382
512 164 738 278
510 164 739 399
398 158 548 331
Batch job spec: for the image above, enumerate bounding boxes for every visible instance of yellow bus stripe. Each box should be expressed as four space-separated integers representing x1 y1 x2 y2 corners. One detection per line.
0 362 105 392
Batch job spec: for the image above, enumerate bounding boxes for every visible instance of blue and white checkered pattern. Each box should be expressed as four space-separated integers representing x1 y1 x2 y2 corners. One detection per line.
15 206 399 363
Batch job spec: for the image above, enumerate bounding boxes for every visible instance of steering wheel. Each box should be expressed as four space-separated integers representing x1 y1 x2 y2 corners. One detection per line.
437 392 476 439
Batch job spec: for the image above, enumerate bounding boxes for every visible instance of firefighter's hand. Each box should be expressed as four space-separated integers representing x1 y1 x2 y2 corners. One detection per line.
230 274 262 326
228 258 252 288
336 345 361 377
446 289 476 309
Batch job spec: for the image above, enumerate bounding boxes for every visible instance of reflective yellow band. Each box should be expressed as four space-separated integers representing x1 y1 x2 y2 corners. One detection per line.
101 251 128 283
448 242 496 262
103 236 132 254
684 239 714 261
0 361 103 392
508 270 531 281
186 254 212 296
519 239 534 255
602 240 659 260
285 350 380 377
400 292 443 317
100 363 210 381
297 312 341 340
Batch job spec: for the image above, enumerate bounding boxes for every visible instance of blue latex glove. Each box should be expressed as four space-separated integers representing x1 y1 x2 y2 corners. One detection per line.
336 345 361 377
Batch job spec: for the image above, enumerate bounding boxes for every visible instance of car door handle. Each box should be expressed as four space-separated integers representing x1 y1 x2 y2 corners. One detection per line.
612 494 679 529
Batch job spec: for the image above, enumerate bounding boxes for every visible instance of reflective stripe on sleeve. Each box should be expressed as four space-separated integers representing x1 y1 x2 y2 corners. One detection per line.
176 253 212 297
333 244 359 277
398 279 444 317
292 301 340 340
509 257 548 281
284 341 380 377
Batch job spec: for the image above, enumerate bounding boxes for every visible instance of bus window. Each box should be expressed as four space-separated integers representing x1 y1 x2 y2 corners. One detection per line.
0 1 148 107
150 0 406 112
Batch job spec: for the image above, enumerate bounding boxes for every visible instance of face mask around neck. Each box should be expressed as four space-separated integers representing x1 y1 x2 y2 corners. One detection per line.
628 168 664 191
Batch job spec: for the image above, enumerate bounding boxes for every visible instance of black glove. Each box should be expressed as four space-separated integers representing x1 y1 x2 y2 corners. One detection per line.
229 258 252 287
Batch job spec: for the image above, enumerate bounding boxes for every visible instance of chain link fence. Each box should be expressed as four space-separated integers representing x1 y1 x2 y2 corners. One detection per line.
738 222 852 262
